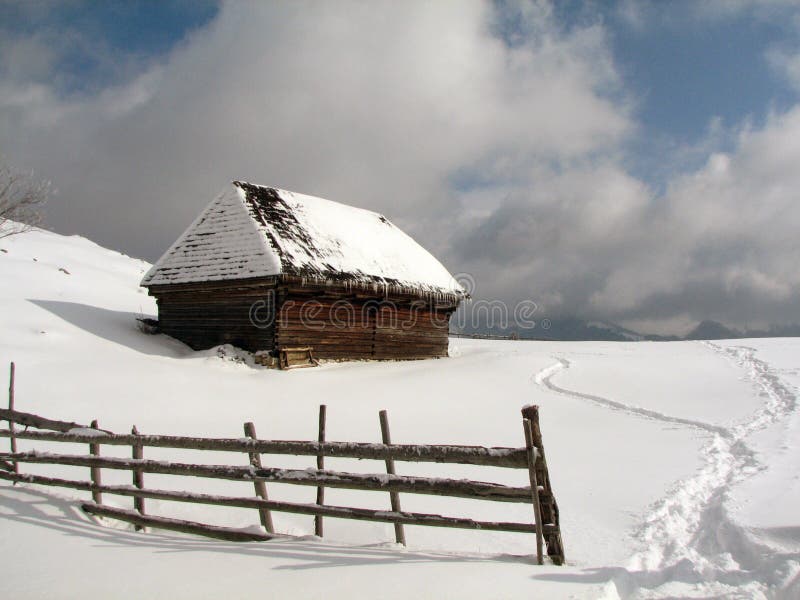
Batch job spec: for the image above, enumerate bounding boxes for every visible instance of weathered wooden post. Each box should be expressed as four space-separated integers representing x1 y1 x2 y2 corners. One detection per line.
131 425 145 530
379 409 406 546
521 405 565 565
315 404 326 537
523 417 544 565
8 362 18 474
89 419 102 504
244 421 275 534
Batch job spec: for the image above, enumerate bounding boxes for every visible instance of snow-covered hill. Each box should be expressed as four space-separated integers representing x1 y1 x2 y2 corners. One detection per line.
1 226 798 599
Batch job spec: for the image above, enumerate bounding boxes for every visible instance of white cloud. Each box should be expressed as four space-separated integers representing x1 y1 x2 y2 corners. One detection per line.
767 46 800 92
1 1 630 255
455 104 800 331
615 0 647 32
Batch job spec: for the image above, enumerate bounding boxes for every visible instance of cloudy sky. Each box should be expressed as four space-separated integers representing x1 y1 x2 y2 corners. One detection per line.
2 0 800 335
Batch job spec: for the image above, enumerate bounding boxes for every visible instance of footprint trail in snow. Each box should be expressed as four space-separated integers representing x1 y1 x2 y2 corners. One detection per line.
534 344 799 599
535 357 728 436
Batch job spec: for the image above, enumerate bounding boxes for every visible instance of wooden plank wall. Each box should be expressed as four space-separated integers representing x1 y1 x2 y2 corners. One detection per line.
374 304 450 359
150 281 277 352
276 295 374 360
275 289 453 360
150 280 456 360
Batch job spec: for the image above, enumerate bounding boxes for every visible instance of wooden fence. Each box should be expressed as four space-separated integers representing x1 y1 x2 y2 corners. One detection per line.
0 362 564 565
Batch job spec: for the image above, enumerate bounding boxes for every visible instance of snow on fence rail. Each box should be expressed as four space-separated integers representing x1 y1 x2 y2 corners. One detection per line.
0 362 564 565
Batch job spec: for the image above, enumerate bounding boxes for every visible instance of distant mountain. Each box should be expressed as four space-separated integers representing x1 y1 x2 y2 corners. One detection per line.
685 320 741 340
759 324 800 337
453 317 657 342
453 316 800 342
687 321 800 340
536 318 647 341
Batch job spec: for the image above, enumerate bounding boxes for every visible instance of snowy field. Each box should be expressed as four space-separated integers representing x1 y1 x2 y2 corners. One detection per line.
0 227 798 599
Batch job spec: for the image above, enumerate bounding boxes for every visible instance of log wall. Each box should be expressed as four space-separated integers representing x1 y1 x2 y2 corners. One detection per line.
275 287 454 360
149 279 457 360
149 279 277 352
374 303 451 360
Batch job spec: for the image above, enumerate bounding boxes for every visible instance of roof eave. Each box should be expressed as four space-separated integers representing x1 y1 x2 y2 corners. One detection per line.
278 273 467 305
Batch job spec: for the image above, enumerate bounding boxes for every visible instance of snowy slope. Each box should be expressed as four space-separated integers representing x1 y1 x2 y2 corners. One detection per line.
1 226 799 599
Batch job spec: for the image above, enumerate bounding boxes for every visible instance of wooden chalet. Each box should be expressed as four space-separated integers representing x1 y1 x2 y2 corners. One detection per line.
141 181 467 361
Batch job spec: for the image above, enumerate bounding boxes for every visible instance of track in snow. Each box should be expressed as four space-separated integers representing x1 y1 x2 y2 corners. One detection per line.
534 344 799 599
535 357 728 436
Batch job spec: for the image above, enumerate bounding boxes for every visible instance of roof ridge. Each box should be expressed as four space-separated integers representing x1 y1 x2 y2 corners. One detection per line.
232 180 388 221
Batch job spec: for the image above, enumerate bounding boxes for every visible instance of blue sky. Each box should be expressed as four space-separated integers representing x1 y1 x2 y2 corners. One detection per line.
616 15 792 139
3 1 800 334
0 0 218 93
607 2 799 186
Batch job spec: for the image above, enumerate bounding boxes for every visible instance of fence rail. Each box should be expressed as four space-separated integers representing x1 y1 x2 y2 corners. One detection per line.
0 450 534 502
0 410 528 468
1 361 564 566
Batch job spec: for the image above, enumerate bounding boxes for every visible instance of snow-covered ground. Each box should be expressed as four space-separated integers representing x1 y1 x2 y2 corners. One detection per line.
0 226 798 599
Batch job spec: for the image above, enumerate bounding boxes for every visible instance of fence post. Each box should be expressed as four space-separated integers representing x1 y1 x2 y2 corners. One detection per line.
379 409 406 546
521 405 565 565
244 421 274 534
8 362 18 474
523 418 544 565
89 419 102 504
131 425 145 530
315 404 326 537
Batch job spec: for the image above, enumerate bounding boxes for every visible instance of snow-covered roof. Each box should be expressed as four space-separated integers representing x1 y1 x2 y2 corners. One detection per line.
141 181 466 300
